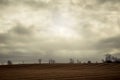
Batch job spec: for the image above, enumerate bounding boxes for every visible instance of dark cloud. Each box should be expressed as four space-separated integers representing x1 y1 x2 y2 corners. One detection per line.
0 0 53 10
96 35 120 50
0 23 34 44
0 24 36 63
0 0 10 9
10 24 32 35
97 0 120 10
81 0 120 11
24 0 52 9
0 0 10 5
97 0 120 4
0 33 9 43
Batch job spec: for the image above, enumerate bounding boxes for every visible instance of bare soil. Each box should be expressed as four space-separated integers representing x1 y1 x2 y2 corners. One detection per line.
0 63 120 80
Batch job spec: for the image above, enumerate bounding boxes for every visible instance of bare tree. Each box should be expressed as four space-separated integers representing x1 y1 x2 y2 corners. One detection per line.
105 54 112 63
104 54 120 63
7 60 12 65
22 61 24 64
88 61 91 64
38 59 42 64
77 59 81 64
52 60 55 64
112 56 120 63
69 58 74 64
49 59 55 64
49 59 51 64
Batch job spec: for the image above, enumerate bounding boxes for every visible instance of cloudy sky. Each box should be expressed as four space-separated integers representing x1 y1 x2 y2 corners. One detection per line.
0 0 120 63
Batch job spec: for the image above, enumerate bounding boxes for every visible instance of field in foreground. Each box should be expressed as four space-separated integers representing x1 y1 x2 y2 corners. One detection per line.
0 63 120 80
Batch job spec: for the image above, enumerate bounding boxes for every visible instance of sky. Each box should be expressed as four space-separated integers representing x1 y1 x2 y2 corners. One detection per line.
0 0 120 63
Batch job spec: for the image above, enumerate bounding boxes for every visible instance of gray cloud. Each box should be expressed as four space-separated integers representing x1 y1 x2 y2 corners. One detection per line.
10 24 33 35
79 0 120 11
0 0 9 5
97 0 120 4
0 24 34 44
0 33 8 43
0 0 53 10
96 35 120 49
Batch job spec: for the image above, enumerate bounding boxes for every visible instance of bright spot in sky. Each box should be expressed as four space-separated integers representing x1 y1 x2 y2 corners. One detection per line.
48 9 77 38
50 26 76 38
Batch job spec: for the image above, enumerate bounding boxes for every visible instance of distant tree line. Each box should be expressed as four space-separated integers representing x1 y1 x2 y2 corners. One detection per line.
1 54 119 65
103 54 120 63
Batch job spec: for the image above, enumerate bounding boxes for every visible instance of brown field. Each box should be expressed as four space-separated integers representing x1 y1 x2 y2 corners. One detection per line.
0 63 120 80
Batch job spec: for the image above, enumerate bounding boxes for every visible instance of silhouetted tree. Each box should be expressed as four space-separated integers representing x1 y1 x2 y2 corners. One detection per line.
105 54 112 63
52 60 55 64
88 61 91 64
112 56 120 63
49 59 51 64
49 59 55 64
38 59 42 64
22 61 24 64
7 60 12 65
104 54 120 63
69 58 74 64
